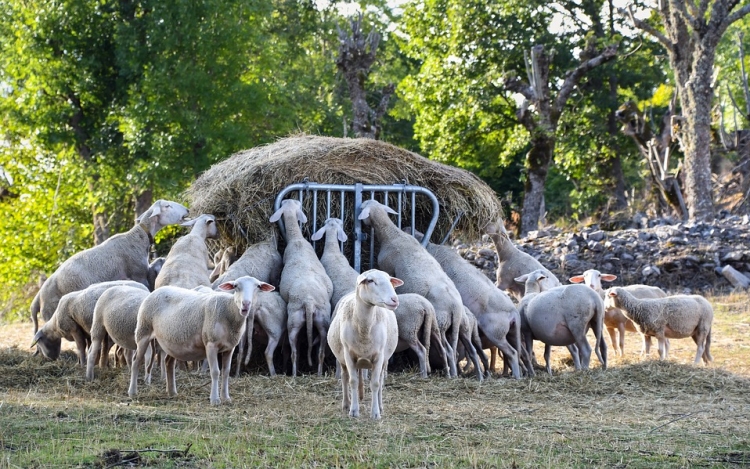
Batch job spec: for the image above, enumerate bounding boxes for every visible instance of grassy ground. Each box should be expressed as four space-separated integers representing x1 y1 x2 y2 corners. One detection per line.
0 292 748 468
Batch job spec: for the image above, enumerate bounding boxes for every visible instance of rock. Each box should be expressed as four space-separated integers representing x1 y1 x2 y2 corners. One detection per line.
642 265 661 277
721 265 750 289
585 230 606 242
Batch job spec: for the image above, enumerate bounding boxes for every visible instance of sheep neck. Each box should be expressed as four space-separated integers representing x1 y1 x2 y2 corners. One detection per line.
135 221 155 244
614 291 645 322
352 292 380 337
323 229 340 254
368 208 401 241
281 211 304 241
487 232 515 262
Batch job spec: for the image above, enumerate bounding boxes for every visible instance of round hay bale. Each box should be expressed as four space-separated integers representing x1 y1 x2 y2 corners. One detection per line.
184 135 503 251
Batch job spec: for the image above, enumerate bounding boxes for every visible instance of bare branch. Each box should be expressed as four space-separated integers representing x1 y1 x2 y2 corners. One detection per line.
726 3 750 25
503 75 535 101
553 43 618 115
738 32 750 117
619 4 672 50
671 0 701 33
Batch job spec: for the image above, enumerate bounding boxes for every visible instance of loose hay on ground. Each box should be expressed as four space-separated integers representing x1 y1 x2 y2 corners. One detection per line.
184 135 504 251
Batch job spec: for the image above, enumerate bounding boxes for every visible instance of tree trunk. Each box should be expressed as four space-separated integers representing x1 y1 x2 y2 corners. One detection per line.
135 189 153 223
93 210 109 246
521 139 554 234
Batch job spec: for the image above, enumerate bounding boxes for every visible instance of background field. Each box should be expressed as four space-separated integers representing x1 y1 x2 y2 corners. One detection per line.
0 292 748 468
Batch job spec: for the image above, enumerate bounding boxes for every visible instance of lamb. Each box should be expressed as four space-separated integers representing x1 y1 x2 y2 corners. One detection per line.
270 199 333 376
235 291 288 377
85 284 152 381
328 269 401 419
484 219 560 301
605 288 714 365
358 199 463 378
209 246 238 283
569 269 668 356
211 236 282 289
31 280 149 365
128 276 275 404
311 218 359 311
515 270 607 376
391 293 447 378
154 214 218 289
417 233 522 379
31 199 189 332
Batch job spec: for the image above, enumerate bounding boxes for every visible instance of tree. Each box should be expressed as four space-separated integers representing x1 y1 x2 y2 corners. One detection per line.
623 0 750 221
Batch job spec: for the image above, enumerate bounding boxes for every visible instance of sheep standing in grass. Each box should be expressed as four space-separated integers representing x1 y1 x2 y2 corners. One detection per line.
128 276 275 404
311 218 358 312
270 199 333 376
605 288 714 365
484 219 560 301
31 199 189 332
211 237 282 289
418 234 522 379
358 199 463 378
86 285 152 381
328 269 401 419
155 214 218 289
569 269 668 356
32 280 149 364
515 270 606 376
392 293 447 378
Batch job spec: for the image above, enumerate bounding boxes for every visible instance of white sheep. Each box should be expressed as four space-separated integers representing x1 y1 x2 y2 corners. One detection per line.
420 234 522 379
484 219 560 301
235 291 288 377
328 269 402 419
391 293 441 378
515 270 607 376
211 236 282 289
358 199 463 378
311 218 358 311
154 214 218 289
31 199 189 332
85 284 152 381
569 269 668 356
128 276 275 404
605 288 714 365
32 280 149 365
270 199 333 376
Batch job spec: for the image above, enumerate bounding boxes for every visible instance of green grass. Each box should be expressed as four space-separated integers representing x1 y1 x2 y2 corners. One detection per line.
1 292 749 468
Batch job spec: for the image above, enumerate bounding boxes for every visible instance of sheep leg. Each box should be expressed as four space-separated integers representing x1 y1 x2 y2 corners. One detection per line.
343 352 360 417
460 335 484 382
234 333 246 378
128 336 152 398
72 328 89 367
641 334 652 356
480 319 520 379
567 343 582 371
448 319 460 378
606 327 618 356
98 336 110 369
430 330 450 377
205 343 222 405
220 348 234 403
519 330 536 377
314 314 329 376
616 324 626 357
287 310 304 377
544 344 553 375
575 339 592 369
370 357 386 420
340 363 351 413
165 355 178 397
657 336 667 360
86 337 103 381
702 330 713 364
489 346 497 372
264 333 281 377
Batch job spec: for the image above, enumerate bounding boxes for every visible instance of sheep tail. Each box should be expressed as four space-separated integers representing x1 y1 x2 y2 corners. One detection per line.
31 291 41 333
306 301 315 368
421 309 432 373
593 299 607 370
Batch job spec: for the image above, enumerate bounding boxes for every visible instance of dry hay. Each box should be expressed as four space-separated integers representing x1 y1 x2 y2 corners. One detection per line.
184 135 503 251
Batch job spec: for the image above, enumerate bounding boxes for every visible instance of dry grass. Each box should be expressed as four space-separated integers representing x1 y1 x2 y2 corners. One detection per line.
184 135 504 251
1 292 749 468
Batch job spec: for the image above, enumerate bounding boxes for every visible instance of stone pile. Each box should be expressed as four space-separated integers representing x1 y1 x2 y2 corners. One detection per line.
455 213 750 294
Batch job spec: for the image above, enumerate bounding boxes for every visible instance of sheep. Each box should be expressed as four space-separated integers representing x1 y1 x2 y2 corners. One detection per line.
605 288 714 365
146 257 166 291
209 246 238 283
391 293 446 378
270 199 333 376
211 236 282 289
328 269 402 419
154 214 218 289
515 270 607 376
484 219 560 301
358 199 463 378
417 233 522 379
311 218 358 311
85 284 152 381
569 269 668 356
31 199 189 332
236 291 288 376
128 276 275 404
31 280 149 365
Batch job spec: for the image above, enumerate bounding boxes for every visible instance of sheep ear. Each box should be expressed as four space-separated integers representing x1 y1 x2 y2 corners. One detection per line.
601 274 617 282
358 207 370 220
269 207 284 223
180 218 197 227
31 330 43 348
296 208 308 224
259 282 275 292
311 226 326 241
514 274 529 284
337 227 348 242
217 281 237 292
389 277 404 288
569 275 584 284
383 205 397 215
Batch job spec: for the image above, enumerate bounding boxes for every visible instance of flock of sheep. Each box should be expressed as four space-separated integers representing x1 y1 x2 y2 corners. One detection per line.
27 197 715 419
